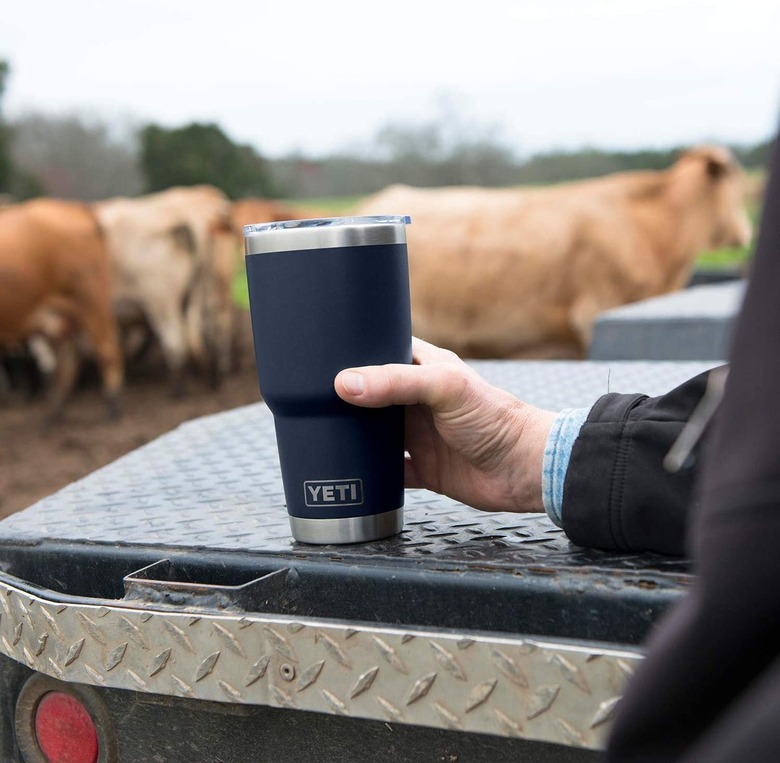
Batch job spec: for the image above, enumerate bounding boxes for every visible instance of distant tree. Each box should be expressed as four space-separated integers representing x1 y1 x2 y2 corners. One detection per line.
0 60 13 193
732 140 773 171
139 122 275 198
10 112 143 200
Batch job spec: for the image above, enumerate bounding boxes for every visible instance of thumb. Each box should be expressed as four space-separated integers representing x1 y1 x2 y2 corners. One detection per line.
335 363 475 413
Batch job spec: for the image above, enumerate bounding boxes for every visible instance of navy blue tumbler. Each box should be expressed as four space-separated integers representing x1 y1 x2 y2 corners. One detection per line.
244 216 412 544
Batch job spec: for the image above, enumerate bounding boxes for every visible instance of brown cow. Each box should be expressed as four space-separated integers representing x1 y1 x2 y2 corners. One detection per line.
231 198 310 229
0 199 124 416
230 198 328 253
355 146 752 358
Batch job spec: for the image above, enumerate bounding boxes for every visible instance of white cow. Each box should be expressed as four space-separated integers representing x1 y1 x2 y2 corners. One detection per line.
95 185 237 392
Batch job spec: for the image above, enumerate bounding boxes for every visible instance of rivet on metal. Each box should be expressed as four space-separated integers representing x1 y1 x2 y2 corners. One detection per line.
279 663 296 682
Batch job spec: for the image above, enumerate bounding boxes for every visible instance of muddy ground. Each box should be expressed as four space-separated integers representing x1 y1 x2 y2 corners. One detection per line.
0 313 262 519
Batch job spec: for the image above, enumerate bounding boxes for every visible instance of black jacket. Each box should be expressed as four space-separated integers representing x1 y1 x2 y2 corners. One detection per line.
562 369 713 555
560 132 780 762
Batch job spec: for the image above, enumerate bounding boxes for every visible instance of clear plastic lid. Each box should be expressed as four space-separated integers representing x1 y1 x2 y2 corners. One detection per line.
244 215 411 255
244 215 411 236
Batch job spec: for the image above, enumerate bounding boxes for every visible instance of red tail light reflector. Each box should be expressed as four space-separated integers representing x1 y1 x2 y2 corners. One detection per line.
34 691 99 763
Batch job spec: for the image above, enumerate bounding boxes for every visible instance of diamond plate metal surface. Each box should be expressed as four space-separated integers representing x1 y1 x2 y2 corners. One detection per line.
0 361 716 748
0 361 717 574
0 573 640 750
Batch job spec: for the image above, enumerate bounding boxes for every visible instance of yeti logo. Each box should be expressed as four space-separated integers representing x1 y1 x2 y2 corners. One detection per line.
304 479 364 507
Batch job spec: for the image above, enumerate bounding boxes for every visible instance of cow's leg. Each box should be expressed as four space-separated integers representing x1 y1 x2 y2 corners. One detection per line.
46 339 80 421
72 303 124 420
144 301 190 397
0 362 10 402
570 295 612 357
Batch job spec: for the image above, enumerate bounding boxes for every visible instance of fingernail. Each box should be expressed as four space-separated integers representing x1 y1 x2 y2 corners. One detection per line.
341 371 365 396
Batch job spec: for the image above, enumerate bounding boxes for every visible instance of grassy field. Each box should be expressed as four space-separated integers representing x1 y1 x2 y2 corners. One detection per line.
233 181 763 309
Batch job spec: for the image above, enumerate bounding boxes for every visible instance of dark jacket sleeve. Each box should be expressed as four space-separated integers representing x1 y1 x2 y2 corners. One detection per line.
561 369 717 555
606 135 780 762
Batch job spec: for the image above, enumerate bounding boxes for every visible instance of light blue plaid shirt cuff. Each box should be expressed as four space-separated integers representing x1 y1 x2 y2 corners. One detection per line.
542 407 591 527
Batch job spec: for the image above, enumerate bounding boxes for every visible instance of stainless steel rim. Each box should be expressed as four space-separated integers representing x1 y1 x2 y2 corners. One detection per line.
289 508 404 545
244 217 408 255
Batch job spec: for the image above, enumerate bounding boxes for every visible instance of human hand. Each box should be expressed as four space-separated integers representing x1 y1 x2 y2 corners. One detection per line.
334 338 556 513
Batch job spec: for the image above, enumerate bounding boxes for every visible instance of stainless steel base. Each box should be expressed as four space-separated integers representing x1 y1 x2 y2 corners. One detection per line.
289 508 403 544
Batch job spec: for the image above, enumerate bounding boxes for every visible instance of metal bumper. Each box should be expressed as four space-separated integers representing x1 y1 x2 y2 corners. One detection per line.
0 566 640 751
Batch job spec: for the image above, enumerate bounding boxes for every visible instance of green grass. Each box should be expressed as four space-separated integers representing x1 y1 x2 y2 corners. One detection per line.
285 196 363 214
695 187 762 270
695 246 751 270
234 268 250 310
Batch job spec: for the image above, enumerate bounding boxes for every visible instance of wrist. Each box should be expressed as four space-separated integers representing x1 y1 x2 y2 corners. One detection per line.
505 402 557 513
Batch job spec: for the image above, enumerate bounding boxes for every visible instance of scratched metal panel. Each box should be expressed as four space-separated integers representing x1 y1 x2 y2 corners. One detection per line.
0 573 639 750
0 361 717 572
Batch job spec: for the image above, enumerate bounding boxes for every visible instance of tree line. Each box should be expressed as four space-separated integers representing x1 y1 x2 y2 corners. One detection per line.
0 60 772 204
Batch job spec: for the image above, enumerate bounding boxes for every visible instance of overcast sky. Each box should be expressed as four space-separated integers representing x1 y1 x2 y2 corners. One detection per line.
2 0 779 159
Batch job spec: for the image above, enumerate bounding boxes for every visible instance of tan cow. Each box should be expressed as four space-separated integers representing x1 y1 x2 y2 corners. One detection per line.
95 185 237 393
356 146 752 358
231 198 313 228
0 199 124 416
